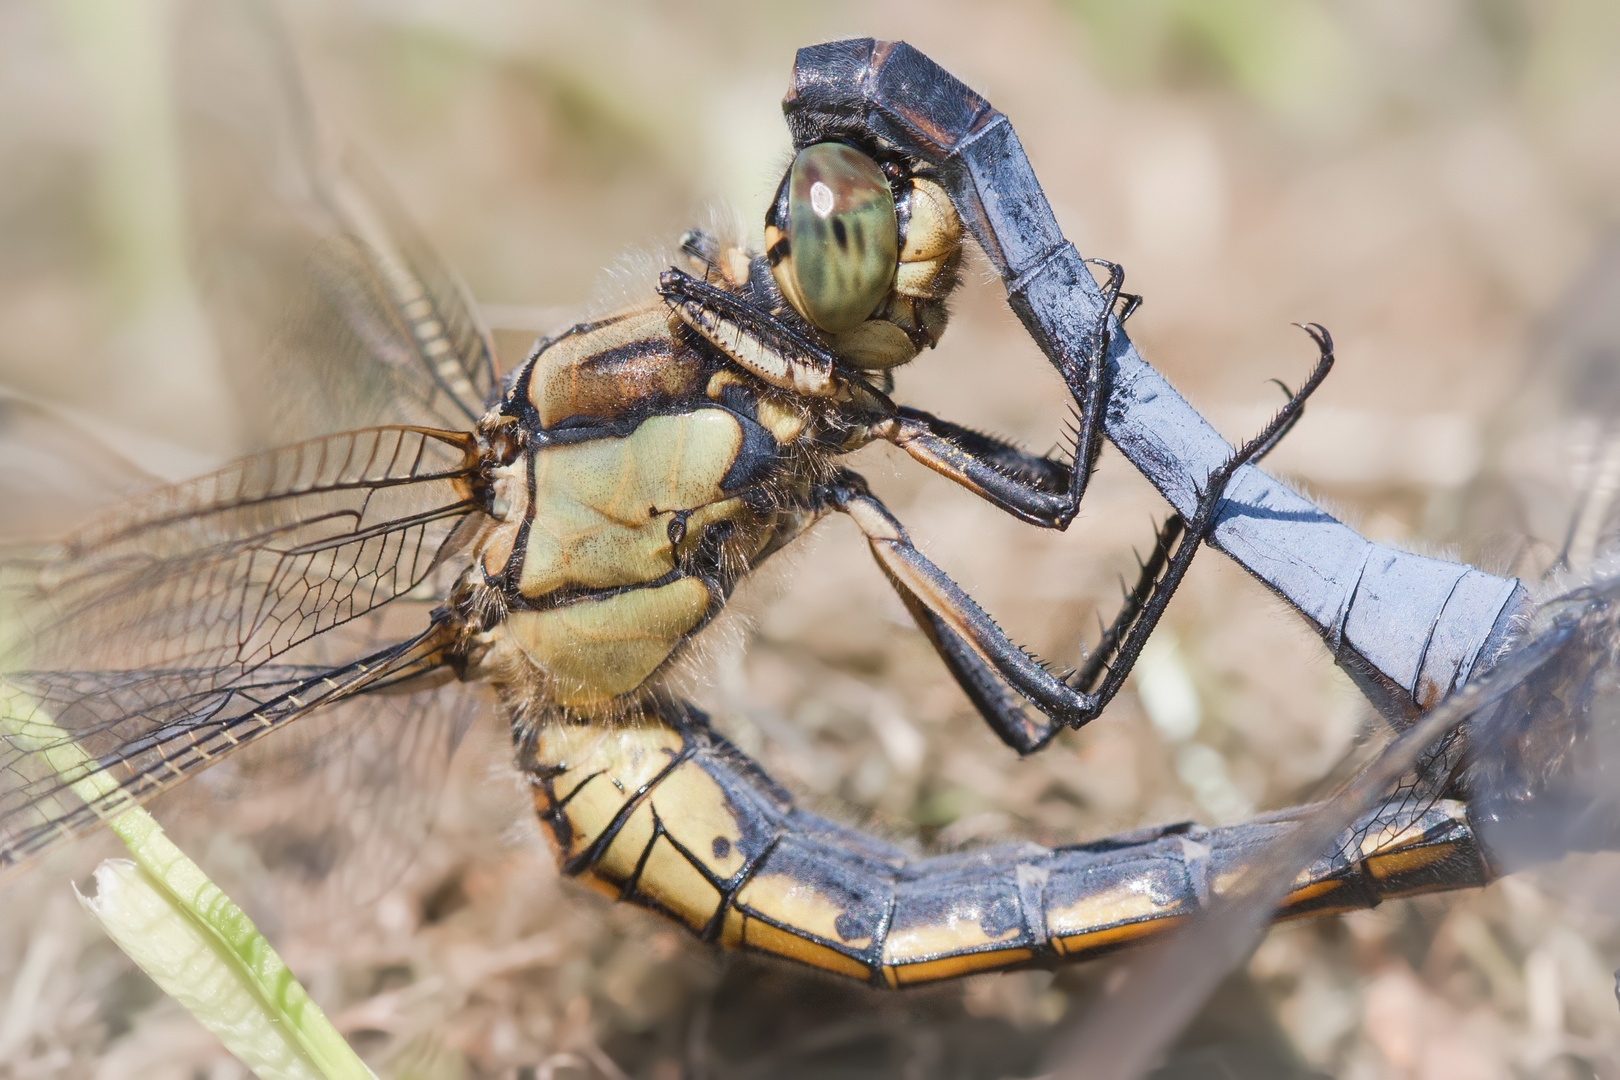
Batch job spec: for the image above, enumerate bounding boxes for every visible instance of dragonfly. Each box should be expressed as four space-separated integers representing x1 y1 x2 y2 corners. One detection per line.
0 11 1605 1014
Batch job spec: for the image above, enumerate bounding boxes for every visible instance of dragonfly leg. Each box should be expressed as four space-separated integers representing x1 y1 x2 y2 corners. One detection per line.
866 366 1297 535
822 342 1327 753
864 260 1122 531
856 490 1179 754
782 39 1529 721
517 697 1496 987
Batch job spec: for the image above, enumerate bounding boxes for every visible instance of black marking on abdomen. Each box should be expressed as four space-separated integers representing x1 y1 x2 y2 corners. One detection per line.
531 701 1494 987
560 744 694 878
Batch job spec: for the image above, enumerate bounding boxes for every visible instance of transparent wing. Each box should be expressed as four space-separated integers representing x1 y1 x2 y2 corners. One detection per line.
10 426 478 676
173 673 489 910
0 629 447 872
0 424 483 872
0 387 200 539
176 0 500 442
1463 585 1620 864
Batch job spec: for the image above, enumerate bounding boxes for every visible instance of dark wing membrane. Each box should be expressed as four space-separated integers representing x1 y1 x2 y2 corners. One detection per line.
10 426 478 678
1464 580 1620 864
0 628 448 872
1051 602 1589 1080
176 0 499 440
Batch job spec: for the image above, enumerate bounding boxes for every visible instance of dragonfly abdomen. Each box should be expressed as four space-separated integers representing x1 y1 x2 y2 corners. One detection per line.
521 700 1499 988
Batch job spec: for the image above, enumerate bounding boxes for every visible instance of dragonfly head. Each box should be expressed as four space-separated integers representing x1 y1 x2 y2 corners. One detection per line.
763 141 962 372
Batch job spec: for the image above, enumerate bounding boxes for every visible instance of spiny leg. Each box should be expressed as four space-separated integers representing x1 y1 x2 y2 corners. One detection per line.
874 329 1322 707
1071 512 1183 696
830 330 1333 754
869 307 1318 538
831 480 1080 753
779 42 1534 725
867 260 1131 530
1241 360 1322 466
1072 325 1334 695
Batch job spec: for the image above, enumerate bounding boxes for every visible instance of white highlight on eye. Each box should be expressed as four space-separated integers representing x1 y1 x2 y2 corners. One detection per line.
809 180 835 218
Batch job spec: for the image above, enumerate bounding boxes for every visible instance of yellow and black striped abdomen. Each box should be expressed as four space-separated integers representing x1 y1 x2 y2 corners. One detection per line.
523 705 1497 988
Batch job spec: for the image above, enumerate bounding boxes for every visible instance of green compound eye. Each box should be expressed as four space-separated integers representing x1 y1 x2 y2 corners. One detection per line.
767 143 898 335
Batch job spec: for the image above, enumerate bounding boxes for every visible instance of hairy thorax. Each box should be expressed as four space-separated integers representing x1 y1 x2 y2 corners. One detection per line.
465 294 842 715
458 167 961 725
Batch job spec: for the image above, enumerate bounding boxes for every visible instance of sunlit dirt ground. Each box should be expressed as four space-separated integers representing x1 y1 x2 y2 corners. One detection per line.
4 1 1620 1077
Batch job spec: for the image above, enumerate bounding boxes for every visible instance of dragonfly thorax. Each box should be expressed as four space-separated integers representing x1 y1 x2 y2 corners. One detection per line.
464 299 845 712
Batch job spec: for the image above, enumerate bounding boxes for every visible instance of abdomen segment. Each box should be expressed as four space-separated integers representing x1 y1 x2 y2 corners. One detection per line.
521 702 1496 988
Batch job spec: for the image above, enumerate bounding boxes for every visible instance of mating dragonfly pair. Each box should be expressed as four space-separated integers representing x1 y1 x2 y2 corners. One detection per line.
2 31 1613 1012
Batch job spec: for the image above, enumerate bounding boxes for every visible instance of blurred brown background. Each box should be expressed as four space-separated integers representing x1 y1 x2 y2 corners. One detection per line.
3 1 1620 1077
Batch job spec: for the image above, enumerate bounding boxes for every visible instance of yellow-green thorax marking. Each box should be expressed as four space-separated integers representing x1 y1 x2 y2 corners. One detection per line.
468 170 966 714
472 305 796 709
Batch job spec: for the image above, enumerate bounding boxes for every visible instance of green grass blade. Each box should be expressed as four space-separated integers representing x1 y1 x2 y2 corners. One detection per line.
1 682 377 1080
